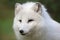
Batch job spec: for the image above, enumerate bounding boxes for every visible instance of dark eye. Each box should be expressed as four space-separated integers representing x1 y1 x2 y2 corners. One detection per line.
19 20 22 22
28 19 34 23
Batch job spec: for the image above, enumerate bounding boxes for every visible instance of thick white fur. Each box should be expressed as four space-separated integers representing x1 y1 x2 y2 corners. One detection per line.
13 2 60 40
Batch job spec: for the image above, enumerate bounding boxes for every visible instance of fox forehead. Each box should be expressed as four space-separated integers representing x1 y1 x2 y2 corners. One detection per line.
15 10 41 20
15 2 43 21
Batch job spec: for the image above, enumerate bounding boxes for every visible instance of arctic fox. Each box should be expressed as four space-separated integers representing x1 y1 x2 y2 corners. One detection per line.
13 2 60 40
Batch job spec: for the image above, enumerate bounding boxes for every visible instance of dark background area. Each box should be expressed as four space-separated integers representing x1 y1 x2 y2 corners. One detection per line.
0 0 60 40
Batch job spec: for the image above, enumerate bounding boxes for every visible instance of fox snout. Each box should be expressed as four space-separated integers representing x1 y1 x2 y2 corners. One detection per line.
19 30 26 35
18 25 30 35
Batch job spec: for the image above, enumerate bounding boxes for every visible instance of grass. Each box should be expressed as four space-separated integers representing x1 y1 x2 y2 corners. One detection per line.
0 18 16 40
0 9 16 40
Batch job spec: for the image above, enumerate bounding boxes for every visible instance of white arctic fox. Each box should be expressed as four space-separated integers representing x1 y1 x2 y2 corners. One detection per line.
13 2 60 40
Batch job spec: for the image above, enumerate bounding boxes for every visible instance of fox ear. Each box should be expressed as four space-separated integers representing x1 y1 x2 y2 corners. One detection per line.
32 2 41 12
15 3 22 15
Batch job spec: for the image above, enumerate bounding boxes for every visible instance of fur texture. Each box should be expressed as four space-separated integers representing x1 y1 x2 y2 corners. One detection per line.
13 2 60 40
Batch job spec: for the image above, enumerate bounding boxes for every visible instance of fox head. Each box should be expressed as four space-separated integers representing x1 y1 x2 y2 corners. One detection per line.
13 2 45 35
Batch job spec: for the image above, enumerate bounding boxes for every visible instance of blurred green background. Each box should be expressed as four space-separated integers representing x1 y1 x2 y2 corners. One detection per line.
0 0 60 40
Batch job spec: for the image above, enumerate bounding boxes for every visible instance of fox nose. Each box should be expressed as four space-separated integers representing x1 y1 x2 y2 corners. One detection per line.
19 30 26 35
19 30 24 34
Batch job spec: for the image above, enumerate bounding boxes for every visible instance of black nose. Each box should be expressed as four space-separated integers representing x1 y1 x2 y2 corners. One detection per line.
19 30 24 34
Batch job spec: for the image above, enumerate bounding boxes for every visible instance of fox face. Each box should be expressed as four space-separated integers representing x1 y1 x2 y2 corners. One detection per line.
13 2 44 35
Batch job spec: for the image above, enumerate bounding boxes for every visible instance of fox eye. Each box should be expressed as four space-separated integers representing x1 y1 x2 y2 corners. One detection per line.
19 20 22 22
28 19 34 23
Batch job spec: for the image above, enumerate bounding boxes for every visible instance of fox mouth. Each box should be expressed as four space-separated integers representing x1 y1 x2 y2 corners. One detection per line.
20 33 27 35
19 30 29 35
19 31 32 36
